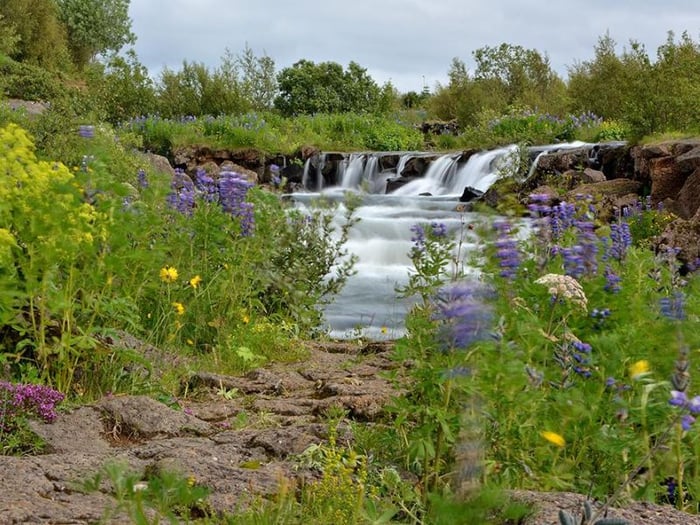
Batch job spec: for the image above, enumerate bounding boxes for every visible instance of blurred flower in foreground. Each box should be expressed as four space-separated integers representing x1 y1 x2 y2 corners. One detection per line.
628 359 650 380
78 125 95 139
540 430 565 447
535 273 588 310
433 281 493 350
160 266 178 283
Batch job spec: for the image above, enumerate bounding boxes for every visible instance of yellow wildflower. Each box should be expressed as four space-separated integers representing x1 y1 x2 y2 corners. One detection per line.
540 430 566 447
242 313 250 324
380 326 388 334
189 275 202 289
172 302 185 315
629 360 650 380
160 266 179 283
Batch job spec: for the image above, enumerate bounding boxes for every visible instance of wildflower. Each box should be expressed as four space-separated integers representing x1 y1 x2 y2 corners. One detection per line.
172 302 185 315
535 273 587 310
681 414 695 431
189 275 202 289
167 169 196 214
160 266 178 283
219 171 255 236
194 168 218 202
493 219 520 280
78 125 95 139
0 382 65 431
540 430 565 447
137 168 148 189
629 360 650 380
433 281 493 350
660 292 686 321
604 265 622 293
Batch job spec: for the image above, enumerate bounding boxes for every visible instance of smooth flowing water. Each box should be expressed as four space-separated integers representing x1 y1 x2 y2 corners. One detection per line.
290 142 586 339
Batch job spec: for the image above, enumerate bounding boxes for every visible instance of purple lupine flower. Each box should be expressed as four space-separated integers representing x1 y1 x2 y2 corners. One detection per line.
219 171 255 236
433 281 493 350
493 219 520 280
549 202 576 240
669 390 687 407
682 414 695 431
167 170 196 215
575 220 598 276
660 292 686 321
269 164 282 186
604 265 622 293
78 125 95 139
194 168 218 202
137 169 148 189
410 224 426 253
606 222 632 261
561 245 585 279
431 222 448 238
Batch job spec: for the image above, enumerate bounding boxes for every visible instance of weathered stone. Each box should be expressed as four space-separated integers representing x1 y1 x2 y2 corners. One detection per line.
98 395 213 438
650 156 686 203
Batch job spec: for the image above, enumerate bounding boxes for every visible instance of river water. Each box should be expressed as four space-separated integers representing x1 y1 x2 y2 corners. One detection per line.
289 142 585 339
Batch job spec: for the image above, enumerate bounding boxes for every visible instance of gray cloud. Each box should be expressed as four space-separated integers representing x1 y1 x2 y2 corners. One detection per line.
129 0 700 93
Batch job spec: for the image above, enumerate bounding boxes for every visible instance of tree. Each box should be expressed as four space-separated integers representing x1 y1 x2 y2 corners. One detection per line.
56 0 135 68
472 43 567 114
230 44 277 111
0 0 70 68
567 33 631 120
86 49 157 123
274 59 389 116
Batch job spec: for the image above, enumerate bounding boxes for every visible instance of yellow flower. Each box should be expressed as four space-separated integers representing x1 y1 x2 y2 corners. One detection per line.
172 302 185 315
380 326 388 334
242 314 250 324
629 360 650 380
189 275 202 289
160 266 179 283
540 430 566 447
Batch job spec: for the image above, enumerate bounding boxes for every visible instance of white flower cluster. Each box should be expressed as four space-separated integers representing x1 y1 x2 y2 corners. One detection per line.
535 273 588 310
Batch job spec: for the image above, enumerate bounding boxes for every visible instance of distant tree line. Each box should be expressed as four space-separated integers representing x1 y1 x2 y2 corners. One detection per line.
2 0 700 139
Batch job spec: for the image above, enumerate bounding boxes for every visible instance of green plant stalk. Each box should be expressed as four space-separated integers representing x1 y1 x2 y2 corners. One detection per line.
432 376 454 493
675 421 685 510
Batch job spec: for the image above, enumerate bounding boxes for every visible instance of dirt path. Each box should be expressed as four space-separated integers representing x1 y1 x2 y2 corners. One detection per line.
1 340 698 524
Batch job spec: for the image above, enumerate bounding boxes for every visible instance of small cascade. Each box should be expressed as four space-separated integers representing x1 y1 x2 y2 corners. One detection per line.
299 142 593 197
391 154 460 196
341 153 366 188
448 145 520 195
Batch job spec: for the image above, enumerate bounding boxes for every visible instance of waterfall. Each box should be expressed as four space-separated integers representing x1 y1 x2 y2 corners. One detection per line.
292 141 597 339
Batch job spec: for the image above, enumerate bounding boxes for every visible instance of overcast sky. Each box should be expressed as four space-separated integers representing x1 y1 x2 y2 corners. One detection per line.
128 0 700 93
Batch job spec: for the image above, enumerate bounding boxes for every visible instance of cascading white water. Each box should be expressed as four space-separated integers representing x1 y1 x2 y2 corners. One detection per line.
293 142 590 339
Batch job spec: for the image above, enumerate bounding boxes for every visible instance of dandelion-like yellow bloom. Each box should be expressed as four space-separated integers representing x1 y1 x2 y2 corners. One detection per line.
540 430 566 447
380 326 388 334
172 302 185 315
189 275 202 289
160 266 179 283
242 313 250 324
629 359 650 379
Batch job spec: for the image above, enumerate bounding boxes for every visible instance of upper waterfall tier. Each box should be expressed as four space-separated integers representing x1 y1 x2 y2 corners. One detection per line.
299 142 590 198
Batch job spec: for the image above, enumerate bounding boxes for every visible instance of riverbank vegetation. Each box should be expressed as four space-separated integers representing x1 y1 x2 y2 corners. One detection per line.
3 2 700 522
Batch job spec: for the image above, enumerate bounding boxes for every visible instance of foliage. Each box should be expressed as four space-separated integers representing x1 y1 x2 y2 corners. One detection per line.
275 59 392 116
85 49 158 124
80 462 211 523
56 0 135 68
0 54 67 101
0 0 71 69
387 191 700 516
0 381 63 455
430 44 568 130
